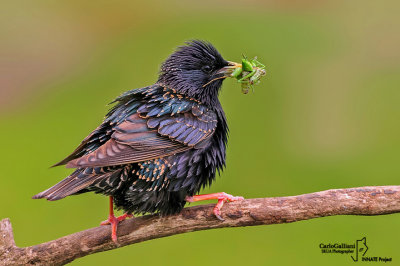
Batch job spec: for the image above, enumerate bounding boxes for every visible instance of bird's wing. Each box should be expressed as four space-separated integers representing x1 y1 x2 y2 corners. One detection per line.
60 86 218 168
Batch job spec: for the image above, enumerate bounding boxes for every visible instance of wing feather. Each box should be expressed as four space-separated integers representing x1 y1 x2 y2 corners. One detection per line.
58 86 218 168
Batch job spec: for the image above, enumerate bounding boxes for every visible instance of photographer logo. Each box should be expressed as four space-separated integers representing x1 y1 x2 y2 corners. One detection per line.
319 237 392 263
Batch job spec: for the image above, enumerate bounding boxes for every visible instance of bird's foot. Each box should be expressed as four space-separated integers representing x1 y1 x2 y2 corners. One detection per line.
101 196 133 244
185 192 244 221
100 213 133 244
100 213 133 225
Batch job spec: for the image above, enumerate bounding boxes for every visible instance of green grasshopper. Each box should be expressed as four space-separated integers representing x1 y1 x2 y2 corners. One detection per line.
231 56 266 94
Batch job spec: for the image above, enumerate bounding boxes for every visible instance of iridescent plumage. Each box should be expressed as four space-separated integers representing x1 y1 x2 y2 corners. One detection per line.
33 41 231 216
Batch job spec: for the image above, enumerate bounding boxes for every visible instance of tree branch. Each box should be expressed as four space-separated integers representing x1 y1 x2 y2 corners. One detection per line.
1 185 400 265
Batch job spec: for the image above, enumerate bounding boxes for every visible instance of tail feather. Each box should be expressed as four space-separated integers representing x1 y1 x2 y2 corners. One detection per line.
32 170 112 201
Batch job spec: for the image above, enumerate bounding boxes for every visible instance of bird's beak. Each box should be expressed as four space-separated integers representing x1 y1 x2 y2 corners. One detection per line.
203 61 242 88
217 61 242 77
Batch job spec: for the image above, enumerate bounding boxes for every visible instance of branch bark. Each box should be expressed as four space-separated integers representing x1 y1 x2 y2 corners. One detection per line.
1 185 400 265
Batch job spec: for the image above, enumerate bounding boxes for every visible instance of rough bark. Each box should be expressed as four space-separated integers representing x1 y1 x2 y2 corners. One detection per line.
1 186 400 265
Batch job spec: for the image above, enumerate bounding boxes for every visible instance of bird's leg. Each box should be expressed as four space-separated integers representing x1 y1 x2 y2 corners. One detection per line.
185 192 244 221
100 196 133 244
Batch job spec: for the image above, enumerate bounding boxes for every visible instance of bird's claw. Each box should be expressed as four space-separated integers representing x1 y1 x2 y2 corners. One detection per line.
185 192 244 221
213 193 244 221
100 213 133 244
100 213 133 225
213 202 225 221
217 193 244 203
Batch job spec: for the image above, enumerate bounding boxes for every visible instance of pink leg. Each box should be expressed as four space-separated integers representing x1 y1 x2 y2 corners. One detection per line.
185 192 244 221
100 196 133 244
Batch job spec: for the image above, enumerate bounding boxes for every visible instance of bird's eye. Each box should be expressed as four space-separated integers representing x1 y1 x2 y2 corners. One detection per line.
202 65 213 73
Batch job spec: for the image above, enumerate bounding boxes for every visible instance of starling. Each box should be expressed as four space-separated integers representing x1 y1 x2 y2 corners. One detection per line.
33 40 244 243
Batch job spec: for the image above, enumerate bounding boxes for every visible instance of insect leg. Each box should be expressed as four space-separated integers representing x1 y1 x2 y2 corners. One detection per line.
238 69 256 82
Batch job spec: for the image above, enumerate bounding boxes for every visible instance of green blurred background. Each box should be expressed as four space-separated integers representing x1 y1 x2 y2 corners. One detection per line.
1 0 399 265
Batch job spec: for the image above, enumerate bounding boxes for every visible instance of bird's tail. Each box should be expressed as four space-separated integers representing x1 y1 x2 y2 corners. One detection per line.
32 169 111 201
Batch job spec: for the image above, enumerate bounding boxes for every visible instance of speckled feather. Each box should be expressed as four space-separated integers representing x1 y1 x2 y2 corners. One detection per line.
33 40 229 215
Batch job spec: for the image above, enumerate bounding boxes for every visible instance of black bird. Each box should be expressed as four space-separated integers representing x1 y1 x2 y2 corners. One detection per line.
33 40 244 243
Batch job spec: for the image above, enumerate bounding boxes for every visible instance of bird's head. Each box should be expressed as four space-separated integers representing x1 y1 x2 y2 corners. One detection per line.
157 40 240 107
